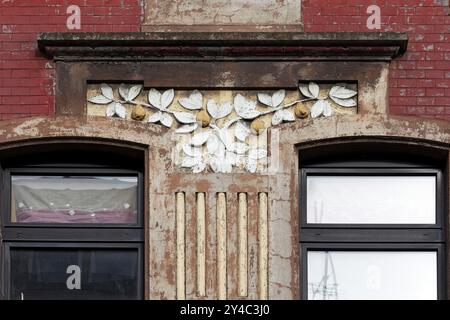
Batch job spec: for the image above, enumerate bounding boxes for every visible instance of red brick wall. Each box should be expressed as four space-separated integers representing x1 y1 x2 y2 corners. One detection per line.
303 0 450 120
0 1 449 121
0 0 141 120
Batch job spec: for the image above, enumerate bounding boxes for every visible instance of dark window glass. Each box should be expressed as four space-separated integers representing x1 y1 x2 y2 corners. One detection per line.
10 247 141 300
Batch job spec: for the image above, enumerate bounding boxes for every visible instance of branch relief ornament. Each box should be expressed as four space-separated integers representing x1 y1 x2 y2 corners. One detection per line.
88 82 357 173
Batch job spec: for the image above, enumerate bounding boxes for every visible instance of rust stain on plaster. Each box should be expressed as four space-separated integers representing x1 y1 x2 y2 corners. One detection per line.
194 179 213 191
158 148 169 158
163 233 176 286
166 175 213 191
289 166 299 299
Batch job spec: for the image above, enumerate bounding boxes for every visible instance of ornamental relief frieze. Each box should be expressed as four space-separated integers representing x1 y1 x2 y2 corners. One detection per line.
87 82 357 173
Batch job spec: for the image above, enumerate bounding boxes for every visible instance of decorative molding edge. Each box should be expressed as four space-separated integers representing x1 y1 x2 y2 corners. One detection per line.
37 32 408 61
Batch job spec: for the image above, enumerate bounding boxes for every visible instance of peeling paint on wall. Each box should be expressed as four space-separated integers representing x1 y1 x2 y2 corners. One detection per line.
143 0 302 31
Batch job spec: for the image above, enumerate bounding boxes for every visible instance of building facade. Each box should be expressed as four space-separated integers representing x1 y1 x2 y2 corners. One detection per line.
0 0 449 300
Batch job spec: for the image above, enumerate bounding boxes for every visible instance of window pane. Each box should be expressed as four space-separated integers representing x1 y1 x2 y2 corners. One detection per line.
307 251 437 300
11 176 138 224
10 247 141 300
306 176 436 224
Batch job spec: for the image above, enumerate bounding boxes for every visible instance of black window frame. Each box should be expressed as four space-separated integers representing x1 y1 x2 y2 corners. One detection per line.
0 158 145 300
300 163 446 300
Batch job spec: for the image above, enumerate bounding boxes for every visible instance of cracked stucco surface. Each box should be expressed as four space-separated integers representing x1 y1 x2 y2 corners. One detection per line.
144 0 301 29
0 114 448 299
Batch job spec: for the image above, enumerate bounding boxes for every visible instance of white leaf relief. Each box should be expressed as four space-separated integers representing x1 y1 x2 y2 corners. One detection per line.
272 110 284 125
127 85 142 102
240 109 261 120
225 151 239 165
257 93 272 107
323 100 333 117
329 85 357 99
148 111 162 123
207 134 219 154
214 141 226 159
209 157 221 173
216 128 234 150
235 121 251 141
160 113 173 128
308 82 320 99
90 84 357 174
282 109 295 122
257 89 285 108
234 94 260 119
310 100 325 118
161 89 175 109
272 89 286 108
179 90 203 110
207 99 232 119
173 112 197 124
148 89 162 109
249 149 267 160
233 142 249 155
299 83 314 99
106 102 116 117
118 84 129 100
330 96 357 107
181 157 200 168
176 123 198 133
190 131 210 146
115 102 127 119
89 95 113 104
221 161 232 173
100 83 114 100
193 162 206 173
183 144 202 158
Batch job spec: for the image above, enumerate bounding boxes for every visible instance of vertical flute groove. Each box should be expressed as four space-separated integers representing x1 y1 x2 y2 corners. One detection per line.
217 192 227 300
258 192 268 300
176 192 186 300
196 192 206 297
238 193 248 297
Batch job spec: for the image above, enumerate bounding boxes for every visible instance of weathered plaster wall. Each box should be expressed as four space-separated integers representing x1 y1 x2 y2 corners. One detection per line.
31 33 416 299
142 0 302 32
0 113 448 300
0 0 447 300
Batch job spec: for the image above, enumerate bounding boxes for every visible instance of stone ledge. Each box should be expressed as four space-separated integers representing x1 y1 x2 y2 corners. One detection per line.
37 32 408 61
0 114 446 148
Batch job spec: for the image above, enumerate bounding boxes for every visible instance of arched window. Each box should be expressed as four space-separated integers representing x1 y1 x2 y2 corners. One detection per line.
0 141 145 300
299 141 447 300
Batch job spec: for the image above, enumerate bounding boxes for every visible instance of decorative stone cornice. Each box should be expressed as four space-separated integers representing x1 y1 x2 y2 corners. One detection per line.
37 32 408 61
